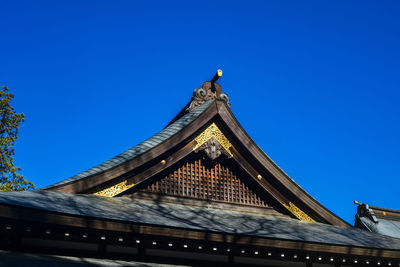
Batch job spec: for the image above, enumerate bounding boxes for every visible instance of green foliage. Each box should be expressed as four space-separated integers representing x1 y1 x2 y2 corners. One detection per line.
0 86 35 191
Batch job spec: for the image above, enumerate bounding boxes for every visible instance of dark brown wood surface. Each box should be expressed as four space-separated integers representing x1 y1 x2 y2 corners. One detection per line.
0 204 398 258
136 153 270 207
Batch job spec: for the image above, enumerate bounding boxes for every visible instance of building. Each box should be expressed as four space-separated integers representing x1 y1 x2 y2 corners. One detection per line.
0 71 399 266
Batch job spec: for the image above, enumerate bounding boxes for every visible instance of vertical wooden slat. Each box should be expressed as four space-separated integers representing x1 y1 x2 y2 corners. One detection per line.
211 162 214 199
195 158 199 198
200 158 204 199
137 154 269 207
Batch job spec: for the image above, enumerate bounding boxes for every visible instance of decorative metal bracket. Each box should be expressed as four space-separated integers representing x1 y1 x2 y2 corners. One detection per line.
193 123 233 160
283 202 316 223
93 180 135 197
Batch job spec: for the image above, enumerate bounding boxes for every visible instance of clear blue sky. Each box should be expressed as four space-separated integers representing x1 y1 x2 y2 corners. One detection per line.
2 1 400 224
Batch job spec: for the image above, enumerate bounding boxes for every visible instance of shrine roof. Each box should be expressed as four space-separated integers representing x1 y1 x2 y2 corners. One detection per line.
45 100 214 189
0 190 399 250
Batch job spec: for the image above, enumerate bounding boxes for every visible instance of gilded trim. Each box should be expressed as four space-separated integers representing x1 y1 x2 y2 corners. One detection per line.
93 180 135 197
193 123 233 157
283 202 316 222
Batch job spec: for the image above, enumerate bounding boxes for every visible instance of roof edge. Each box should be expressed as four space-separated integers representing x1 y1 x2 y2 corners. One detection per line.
215 101 350 227
44 100 216 190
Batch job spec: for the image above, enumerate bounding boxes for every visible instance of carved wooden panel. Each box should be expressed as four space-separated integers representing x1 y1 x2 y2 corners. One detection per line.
135 153 270 207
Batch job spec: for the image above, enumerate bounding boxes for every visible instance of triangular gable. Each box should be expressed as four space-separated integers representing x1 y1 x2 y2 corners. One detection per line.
45 79 349 227
133 152 272 208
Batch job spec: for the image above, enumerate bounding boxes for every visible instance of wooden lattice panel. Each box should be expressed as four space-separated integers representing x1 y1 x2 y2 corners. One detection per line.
136 154 269 207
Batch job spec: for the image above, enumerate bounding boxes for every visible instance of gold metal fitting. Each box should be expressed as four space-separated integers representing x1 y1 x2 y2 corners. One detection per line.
161 160 166 165
257 174 262 180
211 69 223 83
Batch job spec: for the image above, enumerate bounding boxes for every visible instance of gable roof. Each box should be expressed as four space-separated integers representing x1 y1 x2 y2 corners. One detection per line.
42 79 350 227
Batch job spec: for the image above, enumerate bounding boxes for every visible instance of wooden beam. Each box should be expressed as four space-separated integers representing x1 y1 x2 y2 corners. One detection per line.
0 205 398 258
230 146 291 211
211 69 223 84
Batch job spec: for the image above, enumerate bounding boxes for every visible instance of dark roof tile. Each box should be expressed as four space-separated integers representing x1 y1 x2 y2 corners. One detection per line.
1 190 399 250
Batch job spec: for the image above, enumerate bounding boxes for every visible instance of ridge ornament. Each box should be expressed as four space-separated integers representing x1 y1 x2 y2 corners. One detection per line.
193 123 233 160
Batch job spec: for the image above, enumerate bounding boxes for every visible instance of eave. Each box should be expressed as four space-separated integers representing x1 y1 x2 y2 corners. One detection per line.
0 195 399 266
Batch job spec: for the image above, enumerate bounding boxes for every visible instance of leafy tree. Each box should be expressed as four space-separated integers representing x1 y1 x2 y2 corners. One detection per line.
0 85 35 191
